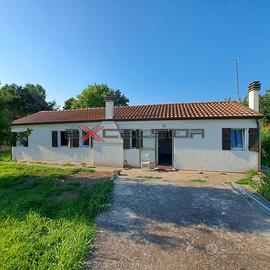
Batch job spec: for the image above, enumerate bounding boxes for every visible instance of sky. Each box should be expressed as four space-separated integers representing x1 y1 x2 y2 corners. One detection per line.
0 0 269 108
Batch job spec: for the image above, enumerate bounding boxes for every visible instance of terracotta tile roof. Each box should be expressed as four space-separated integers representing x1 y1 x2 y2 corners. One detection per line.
12 101 262 125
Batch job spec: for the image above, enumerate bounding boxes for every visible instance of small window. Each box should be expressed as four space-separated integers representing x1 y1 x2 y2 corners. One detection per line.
66 129 79 148
82 130 89 146
231 129 245 150
52 131 58 147
18 132 28 147
131 130 137 148
61 131 68 146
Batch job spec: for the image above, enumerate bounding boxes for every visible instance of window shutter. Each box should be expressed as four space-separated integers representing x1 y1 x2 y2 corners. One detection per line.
222 128 231 150
136 130 143 149
52 131 58 147
122 129 130 149
249 128 259 152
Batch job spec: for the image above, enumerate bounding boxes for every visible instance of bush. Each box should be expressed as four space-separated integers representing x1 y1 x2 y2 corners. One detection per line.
257 173 270 201
261 126 270 166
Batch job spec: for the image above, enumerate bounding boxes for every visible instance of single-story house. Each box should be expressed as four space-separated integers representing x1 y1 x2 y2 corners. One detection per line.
12 81 262 172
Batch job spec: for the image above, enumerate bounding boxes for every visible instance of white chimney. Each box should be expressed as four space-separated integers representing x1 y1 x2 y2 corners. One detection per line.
248 81 260 113
105 96 114 119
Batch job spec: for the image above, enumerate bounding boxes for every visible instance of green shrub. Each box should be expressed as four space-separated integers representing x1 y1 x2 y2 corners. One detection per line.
261 126 270 166
257 173 270 201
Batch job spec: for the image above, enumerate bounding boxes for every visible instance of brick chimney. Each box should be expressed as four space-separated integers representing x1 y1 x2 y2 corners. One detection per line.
248 81 260 112
105 96 114 119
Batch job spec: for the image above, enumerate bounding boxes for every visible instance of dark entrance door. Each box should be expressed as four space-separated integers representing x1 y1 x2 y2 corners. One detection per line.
157 130 173 166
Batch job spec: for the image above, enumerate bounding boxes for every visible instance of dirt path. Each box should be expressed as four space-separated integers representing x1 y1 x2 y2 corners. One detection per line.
86 174 270 270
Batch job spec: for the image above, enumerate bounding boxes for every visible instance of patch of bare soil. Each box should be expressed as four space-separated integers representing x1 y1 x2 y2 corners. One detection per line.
64 171 113 185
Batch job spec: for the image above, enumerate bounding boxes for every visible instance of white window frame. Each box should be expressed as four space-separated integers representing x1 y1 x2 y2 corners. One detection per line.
230 128 246 151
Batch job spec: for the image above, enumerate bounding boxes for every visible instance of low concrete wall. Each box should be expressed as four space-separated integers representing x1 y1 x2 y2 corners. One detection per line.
0 145 11 152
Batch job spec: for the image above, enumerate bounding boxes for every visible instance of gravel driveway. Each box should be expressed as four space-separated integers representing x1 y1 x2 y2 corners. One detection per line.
86 173 270 270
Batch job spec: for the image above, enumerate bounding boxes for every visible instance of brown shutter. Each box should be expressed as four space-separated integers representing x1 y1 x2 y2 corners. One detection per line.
222 128 231 150
122 129 130 149
135 130 143 149
52 131 58 147
249 128 259 152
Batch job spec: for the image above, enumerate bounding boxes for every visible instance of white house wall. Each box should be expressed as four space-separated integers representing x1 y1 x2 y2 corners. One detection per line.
12 122 97 163
12 118 259 172
93 121 123 167
117 118 259 172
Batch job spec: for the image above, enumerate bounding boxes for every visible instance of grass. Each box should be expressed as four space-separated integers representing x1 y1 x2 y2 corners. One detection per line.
63 162 76 167
190 179 207 183
256 173 270 201
0 151 11 161
0 161 113 269
235 169 270 201
235 169 258 188
137 175 162 179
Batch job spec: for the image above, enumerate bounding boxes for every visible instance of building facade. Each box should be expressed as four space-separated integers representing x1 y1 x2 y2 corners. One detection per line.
12 82 262 172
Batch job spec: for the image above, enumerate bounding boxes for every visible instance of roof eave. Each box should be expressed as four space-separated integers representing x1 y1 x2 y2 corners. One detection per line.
11 115 263 126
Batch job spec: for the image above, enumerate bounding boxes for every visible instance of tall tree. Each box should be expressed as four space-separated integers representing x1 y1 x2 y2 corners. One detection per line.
63 97 76 110
0 83 57 144
65 84 129 109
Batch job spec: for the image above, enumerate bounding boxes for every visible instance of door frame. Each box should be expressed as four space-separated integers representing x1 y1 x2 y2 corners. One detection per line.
155 129 174 167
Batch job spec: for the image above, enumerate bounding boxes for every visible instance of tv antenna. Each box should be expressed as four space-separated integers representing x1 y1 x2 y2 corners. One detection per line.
219 58 241 102
234 58 240 102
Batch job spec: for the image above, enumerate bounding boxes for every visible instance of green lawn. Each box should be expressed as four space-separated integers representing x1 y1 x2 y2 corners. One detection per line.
0 161 113 269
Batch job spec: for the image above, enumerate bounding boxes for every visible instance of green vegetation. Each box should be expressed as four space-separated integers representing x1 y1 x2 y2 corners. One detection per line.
257 173 270 201
137 175 162 179
0 162 113 269
63 83 129 109
261 126 270 167
190 179 207 183
235 169 258 187
0 83 56 145
0 151 11 161
236 169 270 201
63 162 76 167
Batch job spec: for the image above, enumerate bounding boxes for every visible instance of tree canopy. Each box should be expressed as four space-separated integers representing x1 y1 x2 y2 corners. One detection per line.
64 84 129 109
0 83 56 144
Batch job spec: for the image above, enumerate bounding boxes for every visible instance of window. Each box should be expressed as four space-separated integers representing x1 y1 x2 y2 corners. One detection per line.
18 132 28 147
52 131 58 147
131 130 137 148
122 129 143 149
82 130 89 146
82 130 93 148
66 129 79 148
61 131 68 146
230 129 245 150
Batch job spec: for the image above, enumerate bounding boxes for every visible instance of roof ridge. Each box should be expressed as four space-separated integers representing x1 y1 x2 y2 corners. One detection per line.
51 100 238 112
12 100 262 125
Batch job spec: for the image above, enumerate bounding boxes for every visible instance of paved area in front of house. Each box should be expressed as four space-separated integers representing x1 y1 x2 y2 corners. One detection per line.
86 170 270 270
